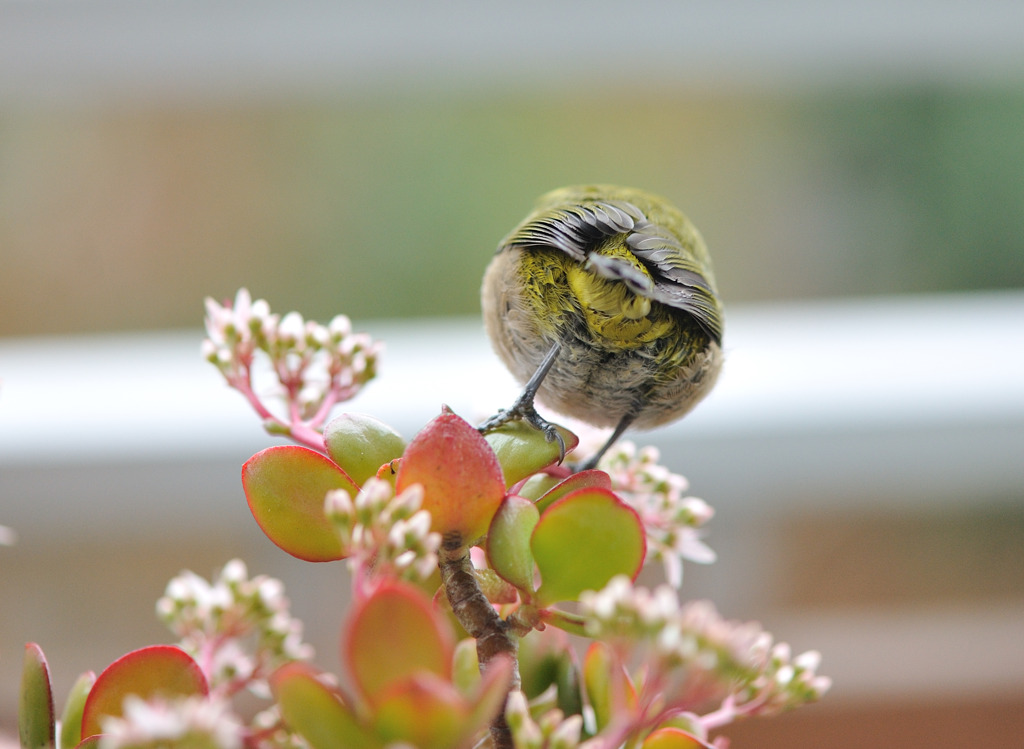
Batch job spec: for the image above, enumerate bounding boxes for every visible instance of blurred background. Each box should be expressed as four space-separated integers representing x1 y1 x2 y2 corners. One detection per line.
2 1 1023 746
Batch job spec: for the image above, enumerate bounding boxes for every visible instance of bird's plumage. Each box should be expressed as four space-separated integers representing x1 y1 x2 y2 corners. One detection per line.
481 185 724 456
501 189 723 343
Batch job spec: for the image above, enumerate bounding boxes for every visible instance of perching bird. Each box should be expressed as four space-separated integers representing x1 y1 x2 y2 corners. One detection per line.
480 185 724 470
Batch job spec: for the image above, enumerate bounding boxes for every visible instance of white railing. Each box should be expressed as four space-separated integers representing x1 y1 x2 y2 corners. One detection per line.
2 290 1023 701
4 290 1023 516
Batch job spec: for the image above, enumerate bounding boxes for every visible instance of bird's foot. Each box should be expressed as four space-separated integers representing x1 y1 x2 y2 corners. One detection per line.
479 341 567 461
478 404 567 464
522 409 567 464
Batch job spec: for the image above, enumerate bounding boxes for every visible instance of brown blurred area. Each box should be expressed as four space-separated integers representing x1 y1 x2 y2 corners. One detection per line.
2 91 1023 337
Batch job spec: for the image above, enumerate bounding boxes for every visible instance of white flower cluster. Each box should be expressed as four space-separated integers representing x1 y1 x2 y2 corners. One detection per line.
202 288 268 383
579 576 830 717
732 641 832 718
505 690 585 749
250 705 311 749
202 288 381 423
156 560 313 695
98 695 242 749
325 478 441 583
599 442 716 588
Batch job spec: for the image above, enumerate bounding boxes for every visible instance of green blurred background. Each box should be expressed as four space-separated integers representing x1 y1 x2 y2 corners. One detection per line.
3 87 1023 336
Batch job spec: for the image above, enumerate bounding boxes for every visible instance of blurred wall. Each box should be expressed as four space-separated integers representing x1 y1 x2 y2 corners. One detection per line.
1 2 1023 337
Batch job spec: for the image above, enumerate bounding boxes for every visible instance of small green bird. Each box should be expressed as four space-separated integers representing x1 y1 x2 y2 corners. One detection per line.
480 185 724 470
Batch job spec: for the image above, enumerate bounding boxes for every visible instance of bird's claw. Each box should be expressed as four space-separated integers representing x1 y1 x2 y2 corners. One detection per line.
479 406 567 464
529 415 566 465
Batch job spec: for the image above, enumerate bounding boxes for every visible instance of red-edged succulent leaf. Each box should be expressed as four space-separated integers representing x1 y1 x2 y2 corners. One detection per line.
484 420 579 488
19 643 54 749
516 473 563 502
59 671 96 749
242 445 357 562
345 581 454 708
270 662 380 749
374 652 512 749
465 654 516 738
80 646 208 740
642 727 707 749
74 736 102 749
531 488 645 606
372 674 465 748
486 495 540 594
583 641 638 732
534 469 613 513
395 407 505 543
324 413 406 486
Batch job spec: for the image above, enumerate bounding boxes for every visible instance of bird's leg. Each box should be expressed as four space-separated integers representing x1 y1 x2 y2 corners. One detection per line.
479 341 566 460
575 411 636 471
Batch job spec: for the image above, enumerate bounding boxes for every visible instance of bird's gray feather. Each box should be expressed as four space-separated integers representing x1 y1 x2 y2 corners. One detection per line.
502 200 723 342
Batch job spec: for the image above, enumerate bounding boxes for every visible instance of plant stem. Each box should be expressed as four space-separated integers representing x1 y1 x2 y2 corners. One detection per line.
438 537 519 749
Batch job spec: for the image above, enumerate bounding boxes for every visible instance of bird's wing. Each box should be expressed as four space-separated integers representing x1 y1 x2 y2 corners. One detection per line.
624 215 724 342
502 200 723 343
504 201 636 261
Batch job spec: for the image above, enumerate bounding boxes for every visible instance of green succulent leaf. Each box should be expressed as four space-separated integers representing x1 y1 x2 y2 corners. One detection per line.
19 643 54 749
271 662 379 749
80 646 207 740
474 568 520 605
516 473 563 502
59 671 95 749
486 495 540 594
583 641 636 732
324 413 406 486
484 420 579 488
531 488 646 606
242 445 358 562
554 649 584 719
518 627 582 713
451 639 480 695
537 607 590 637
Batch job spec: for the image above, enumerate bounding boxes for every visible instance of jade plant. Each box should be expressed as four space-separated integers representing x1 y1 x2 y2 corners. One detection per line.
18 289 829 749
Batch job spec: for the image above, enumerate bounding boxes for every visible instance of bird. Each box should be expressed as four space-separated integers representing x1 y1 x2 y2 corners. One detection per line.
479 185 724 471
